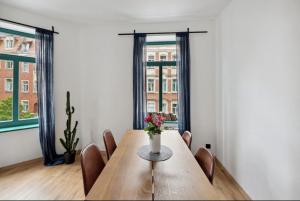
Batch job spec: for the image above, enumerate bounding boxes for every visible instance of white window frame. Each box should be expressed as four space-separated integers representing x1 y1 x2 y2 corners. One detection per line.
159 53 168 61
172 78 178 92
5 78 13 92
162 100 168 114
21 100 29 112
147 54 155 62
5 37 14 49
21 43 30 53
147 101 156 113
5 61 13 69
147 78 155 93
21 80 29 93
163 79 168 93
171 101 178 116
22 62 30 73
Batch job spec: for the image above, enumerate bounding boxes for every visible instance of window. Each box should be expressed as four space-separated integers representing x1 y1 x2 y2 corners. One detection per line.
0 25 38 129
172 79 178 92
147 79 155 92
145 35 178 122
21 100 29 112
172 54 176 61
160 54 167 61
22 62 29 73
21 43 30 53
147 101 156 112
147 54 155 61
5 37 14 49
172 102 178 116
21 80 29 93
163 79 168 92
5 78 13 92
5 61 13 69
162 100 168 113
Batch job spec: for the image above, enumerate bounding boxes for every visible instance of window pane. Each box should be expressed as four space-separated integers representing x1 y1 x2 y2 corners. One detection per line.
19 62 38 119
0 32 35 57
0 59 13 122
163 66 178 119
146 66 159 113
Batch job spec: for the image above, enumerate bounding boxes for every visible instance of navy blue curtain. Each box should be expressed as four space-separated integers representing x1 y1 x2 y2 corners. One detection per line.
176 32 191 134
133 34 146 129
36 28 64 166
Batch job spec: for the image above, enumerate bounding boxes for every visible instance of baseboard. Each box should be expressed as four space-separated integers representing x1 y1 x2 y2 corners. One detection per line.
0 149 107 173
216 158 252 200
0 157 43 173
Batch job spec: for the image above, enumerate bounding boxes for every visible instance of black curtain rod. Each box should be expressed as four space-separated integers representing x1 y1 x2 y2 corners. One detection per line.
118 28 208 36
0 18 59 34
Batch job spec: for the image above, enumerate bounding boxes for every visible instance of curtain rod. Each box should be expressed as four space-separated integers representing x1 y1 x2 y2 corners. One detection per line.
0 18 59 34
118 28 208 36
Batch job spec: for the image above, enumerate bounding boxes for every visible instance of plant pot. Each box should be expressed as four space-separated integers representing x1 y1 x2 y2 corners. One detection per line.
149 134 161 154
64 152 76 164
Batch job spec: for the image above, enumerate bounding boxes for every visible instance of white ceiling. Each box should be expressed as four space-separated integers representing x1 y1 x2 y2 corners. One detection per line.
0 0 231 24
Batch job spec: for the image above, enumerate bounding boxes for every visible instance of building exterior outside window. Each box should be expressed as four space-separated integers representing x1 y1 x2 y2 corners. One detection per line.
5 37 14 49
163 79 168 92
23 63 29 73
5 61 13 69
145 39 177 117
0 23 38 128
5 78 13 92
172 102 178 116
148 55 155 61
147 79 155 92
21 80 29 93
147 101 156 112
172 79 177 92
21 100 29 112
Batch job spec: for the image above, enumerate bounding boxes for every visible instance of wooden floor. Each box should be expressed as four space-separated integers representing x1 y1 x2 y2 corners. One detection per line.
0 154 250 200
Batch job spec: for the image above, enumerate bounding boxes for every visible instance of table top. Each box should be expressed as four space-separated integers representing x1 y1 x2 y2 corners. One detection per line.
86 130 219 200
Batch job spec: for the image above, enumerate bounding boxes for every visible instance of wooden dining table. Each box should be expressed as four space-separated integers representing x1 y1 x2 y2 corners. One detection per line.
86 130 220 200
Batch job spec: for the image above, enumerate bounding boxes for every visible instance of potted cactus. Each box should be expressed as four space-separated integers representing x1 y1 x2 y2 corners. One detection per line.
60 91 79 164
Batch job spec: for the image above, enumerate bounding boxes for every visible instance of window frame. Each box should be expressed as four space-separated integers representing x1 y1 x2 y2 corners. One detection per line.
0 27 38 130
4 78 13 92
20 100 29 113
21 80 29 93
22 62 30 73
147 78 155 93
5 60 13 69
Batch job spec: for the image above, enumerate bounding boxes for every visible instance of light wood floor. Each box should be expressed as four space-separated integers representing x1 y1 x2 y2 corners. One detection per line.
0 154 250 200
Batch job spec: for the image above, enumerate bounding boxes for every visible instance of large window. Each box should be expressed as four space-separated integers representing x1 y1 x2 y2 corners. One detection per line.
145 35 178 123
0 25 38 130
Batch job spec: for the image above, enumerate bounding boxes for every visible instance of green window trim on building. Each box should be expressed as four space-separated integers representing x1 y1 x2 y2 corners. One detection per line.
0 27 38 131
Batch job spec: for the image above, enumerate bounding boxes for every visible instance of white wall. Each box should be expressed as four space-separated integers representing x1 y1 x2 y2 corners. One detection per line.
79 20 217 153
216 0 300 199
0 4 82 168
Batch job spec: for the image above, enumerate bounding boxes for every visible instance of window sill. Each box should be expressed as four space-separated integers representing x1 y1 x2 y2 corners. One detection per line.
0 124 39 133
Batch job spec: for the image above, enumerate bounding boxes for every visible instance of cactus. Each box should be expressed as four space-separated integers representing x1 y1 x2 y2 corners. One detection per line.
59 91 79 154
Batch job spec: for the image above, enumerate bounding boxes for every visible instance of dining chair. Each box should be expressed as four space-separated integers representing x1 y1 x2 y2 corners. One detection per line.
194 147 215 184
182 131 192 150
80 144 106 196
103 129 117 160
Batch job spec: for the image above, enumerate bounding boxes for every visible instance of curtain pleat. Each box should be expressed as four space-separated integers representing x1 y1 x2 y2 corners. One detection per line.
133 34 146 129
36 28 64 166
176 32 191 134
